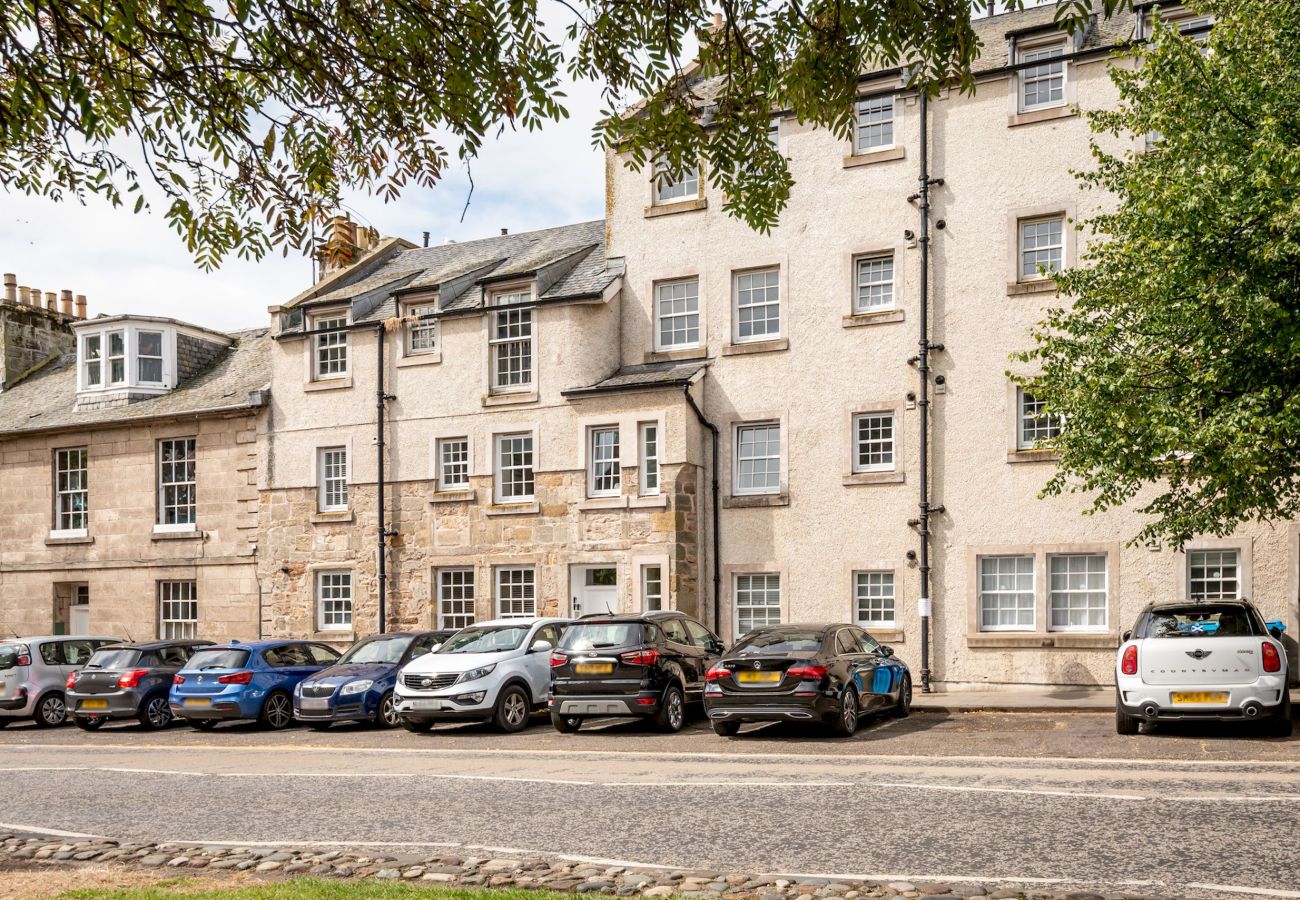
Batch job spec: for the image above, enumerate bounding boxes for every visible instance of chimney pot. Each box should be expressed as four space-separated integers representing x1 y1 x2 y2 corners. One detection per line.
75 294 87 319
60 290 73 316
3 273 15 304
45 291 57 312
18 286 30 306
501 228 508 236
423 231 430 248
30 287 40 308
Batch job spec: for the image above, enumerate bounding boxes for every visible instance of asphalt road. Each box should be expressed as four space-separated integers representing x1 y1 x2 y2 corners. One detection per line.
2 710 1298 898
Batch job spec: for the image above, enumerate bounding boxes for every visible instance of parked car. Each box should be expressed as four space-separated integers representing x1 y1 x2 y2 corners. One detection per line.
395 619 570 733
548 611 724 733
702 624 911 737
0 636 123 728
66 639 212 730
170 639 341 730
1116 600 1292 736
294 630 452 729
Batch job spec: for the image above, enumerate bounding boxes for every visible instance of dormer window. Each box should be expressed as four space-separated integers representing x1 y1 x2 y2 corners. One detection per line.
138 331 164 383
74 316 230 402
312 312 349 379
106 330 126 385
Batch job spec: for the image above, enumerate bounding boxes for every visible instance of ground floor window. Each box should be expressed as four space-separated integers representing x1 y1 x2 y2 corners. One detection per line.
1188 549 1239 600
854 571 896 629
316 570 353 631
1048 554 1108 631
735 573 781 637
158 581 198 639
978 555 1035 631
438 568 476 629
496 567 536 619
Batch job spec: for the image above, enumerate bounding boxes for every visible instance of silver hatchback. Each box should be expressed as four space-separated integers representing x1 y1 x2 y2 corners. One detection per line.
0 636 124 727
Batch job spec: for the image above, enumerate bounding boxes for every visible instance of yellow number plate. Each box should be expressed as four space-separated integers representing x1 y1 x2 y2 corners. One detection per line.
736 671 781 684
1171 692 1229 704
183 697 212 707
574 663 613 675
79 699 109 710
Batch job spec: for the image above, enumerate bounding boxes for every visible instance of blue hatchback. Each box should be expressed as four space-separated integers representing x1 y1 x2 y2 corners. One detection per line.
170 640 341 730
293 631 451 729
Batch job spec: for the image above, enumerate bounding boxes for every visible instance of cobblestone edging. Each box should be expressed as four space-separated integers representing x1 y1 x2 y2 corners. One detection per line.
0 834 1169 900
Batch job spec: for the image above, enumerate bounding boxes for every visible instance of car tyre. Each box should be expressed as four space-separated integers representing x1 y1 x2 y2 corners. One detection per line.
374 690 401 729
33 692 67 727
830 687 859 737
1265 694 1293 738
711 720 740 737
1115 705 1139 736
401 717 436 733
185 717 218 731
0 718 10 729
137 695 173 730
257 691 293 730
892 674 913 718
653 684 686 734
494 685 531 733
551 711 582 733
74 716 106 731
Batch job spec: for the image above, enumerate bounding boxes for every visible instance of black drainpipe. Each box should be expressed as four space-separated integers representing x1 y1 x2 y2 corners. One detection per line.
683 384 721 632
376 320 396 632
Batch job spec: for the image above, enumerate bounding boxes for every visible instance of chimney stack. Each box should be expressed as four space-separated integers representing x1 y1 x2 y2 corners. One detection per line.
3 274 14 305
75 294 87 319
59 290 73 316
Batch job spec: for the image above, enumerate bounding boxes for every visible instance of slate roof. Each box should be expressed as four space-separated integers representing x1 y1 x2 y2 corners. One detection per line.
563 360 708 397
0 328 271 437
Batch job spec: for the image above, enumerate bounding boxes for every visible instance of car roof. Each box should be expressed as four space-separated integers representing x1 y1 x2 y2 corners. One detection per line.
198 639 321 651
1144 599 1258 613
100 639 214 652
2 635 125 644
466 617 572 629
576 611 685 623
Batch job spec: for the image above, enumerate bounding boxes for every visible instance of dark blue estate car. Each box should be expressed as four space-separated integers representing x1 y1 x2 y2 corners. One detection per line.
293 631 452 729
169 640 341 730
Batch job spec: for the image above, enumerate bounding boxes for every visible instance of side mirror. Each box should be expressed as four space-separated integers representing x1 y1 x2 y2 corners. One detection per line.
530 639 553 654
879 645 894 658
1269 626 1284 640
1121 630 1132 643
708 638 725 654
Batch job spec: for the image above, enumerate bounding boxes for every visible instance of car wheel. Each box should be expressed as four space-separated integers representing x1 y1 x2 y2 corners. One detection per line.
33 692 67 727
74 716 106 731
137 695 173 730
1265 694 1293 738
551 711 582 733
374 691 401 729
711 720 740 737
1115 705 1140 736
494 685 531 733
185 717 218 731
0 718 10 729
830 687 859 737
401 717 435 733
892 674 913 718
257 691 293 730
653 684 686 733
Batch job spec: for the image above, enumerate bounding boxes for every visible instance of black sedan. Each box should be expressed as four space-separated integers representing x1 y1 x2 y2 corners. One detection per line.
703 624 911 736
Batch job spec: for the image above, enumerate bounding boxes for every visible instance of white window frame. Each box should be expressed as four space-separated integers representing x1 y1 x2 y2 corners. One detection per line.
158 581 198 640
855 94 895 152
854 571 896 630
81 333 103 389
1047 553 1109 632
639 422 660 496
1018 39 1068 113
494 432 535 503
641 564 664 612
1017 388 1062 450
733 421 782 496
852 412 896 473
312 313 350 379
732 267 781 343
978 555 1036 632
495 566 536 619
156 437 197 528
1019 216 1065 281
106 329 126 385
735 573 781 638
1188 549 1240 600
587 425 621 498
405 303 439 355
437 568 476 629
654 278 701 351
316 570 353 631
653 158 700 205
854 253 895 313
318 446 349 512
490 305 534 393
437 437 470 491
53 447 89 535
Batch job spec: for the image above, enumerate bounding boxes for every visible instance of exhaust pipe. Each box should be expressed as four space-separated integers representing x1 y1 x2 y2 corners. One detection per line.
1142 703 1160 721
1242 702 1262 719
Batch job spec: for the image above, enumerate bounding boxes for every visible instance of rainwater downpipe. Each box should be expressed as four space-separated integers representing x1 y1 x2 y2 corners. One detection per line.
684 385 721 631
376 320 397 632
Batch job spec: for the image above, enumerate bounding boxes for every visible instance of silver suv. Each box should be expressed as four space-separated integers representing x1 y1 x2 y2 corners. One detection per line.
0 636 123 727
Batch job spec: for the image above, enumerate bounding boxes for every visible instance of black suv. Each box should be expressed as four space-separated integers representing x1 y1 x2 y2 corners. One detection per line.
548 611 725 733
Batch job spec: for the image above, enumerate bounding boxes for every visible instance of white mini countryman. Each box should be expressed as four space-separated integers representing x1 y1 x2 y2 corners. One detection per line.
1116 600 1292 736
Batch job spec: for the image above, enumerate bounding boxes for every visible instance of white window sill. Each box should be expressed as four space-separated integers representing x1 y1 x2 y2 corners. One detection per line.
646 347 708 363
842 146 905 168
843 470 905 486
312 630 355 642
966 632 1118 650
429 488 475 504
1007 279 1059 297
311 510 354 524
396 352 442 368
151 527 204 542
722 337 788 357
152 523 197 534
864 629 904 644
644 198 707 219
482 390 538 408
46 531 93 546
305 376 353 392
579 495 629 511
1009 105 1076 127
1006 448 1060 464
485 500 540 516
843 309 904 328
630 494 669 509
723 493 790 509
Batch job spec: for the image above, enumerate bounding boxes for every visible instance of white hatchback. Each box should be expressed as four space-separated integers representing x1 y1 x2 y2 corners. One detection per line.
1115 600 1291 736
393 618 570 733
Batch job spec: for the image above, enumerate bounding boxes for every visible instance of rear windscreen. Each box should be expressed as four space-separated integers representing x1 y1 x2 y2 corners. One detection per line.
183 648 250 671
0 644 21 670
1142 606 1262 638
84 649 141 669
560 623 643 651
730 631 824 656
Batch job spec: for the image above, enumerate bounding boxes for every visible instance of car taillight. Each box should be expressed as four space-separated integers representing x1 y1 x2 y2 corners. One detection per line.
787 664 828 682
65 672 78 689
173 674 185 685
217 670 254 685
620 649 660 666
549 652 568 668
1262 642 1282 673
16 655 31 667
118 669 150 689
1121 644 1138 676
705 664 729 682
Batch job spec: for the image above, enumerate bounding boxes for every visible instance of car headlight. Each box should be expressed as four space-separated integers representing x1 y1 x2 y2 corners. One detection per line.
340 679 374 696
459 664 496 683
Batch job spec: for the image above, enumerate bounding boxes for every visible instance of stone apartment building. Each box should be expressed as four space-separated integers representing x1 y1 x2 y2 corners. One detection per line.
0 275 269 641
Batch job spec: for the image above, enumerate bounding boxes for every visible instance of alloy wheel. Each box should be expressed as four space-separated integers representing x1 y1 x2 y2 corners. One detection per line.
667 691 684 730
380 693 400 727
39 694 66 726
842 695 858 733
145 697 171 728
265 694 291 729
504 692 527 728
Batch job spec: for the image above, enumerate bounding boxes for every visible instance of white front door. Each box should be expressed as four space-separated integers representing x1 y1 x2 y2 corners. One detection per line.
69 584 90 634
571 566 617 617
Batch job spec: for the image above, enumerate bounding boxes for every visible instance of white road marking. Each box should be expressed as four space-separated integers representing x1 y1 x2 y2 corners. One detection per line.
868 781 1146 801
0 821 103 839
765 870 1160 887
1188 884 1300 899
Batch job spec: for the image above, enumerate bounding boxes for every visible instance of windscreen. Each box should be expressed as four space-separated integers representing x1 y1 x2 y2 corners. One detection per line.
83 648 142 670
560 623 643 651
0 643 23 670
438 626 529 654
730 630 824 656
1142 605 1262 638
183 648 251 671
338 636 412 666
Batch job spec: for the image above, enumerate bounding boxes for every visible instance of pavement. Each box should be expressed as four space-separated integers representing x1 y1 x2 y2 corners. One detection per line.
911 687 1113 711
1 708 1299 898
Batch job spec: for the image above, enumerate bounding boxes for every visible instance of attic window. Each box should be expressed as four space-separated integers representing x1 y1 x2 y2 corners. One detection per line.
77 324 175 394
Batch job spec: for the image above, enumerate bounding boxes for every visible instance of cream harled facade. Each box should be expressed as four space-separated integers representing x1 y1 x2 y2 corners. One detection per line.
3 4 1295 688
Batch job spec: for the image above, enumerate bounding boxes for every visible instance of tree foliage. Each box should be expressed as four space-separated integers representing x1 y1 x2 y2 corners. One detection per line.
1016 0 1300 548
1 0 1113 268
